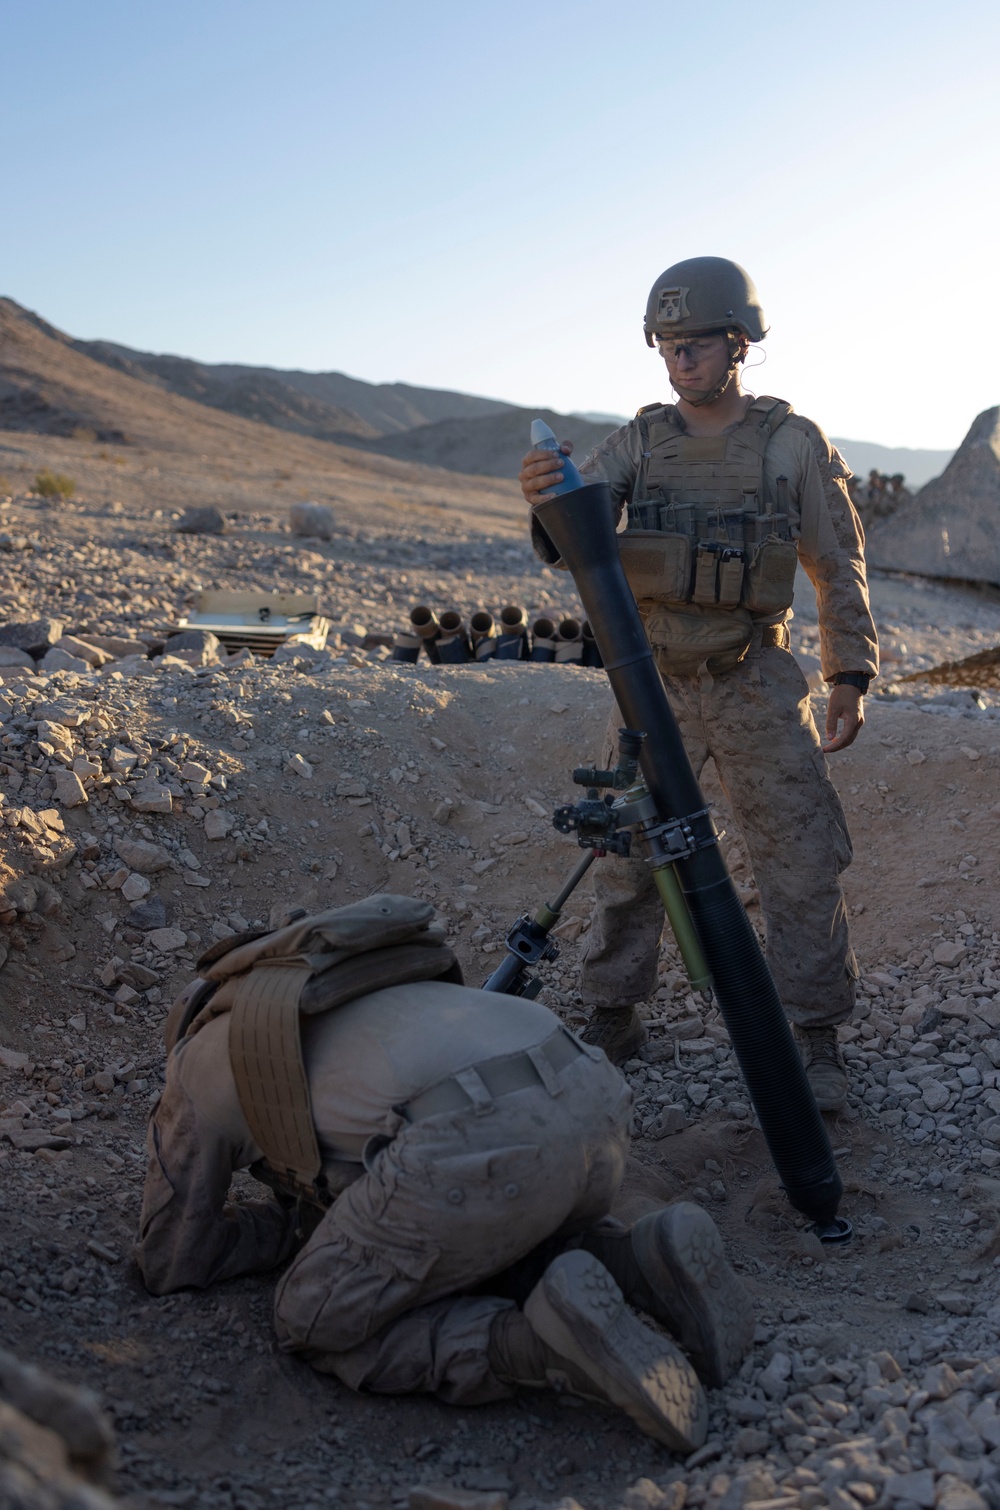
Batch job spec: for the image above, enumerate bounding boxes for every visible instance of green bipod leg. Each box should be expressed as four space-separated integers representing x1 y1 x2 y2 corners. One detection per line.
651 861 713 995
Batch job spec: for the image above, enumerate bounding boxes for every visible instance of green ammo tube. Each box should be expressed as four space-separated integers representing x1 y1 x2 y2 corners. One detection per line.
652 861 713 995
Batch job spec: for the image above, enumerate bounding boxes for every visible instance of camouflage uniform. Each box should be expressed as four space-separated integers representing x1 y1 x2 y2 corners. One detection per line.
532 404 878 1029
136 982 631 1403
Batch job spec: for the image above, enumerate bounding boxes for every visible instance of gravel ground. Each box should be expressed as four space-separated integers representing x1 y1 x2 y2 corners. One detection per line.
6 477 1000 1509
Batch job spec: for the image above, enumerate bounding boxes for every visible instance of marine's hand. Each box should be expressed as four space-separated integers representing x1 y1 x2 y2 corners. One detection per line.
519 442 574 506
822 684 864 753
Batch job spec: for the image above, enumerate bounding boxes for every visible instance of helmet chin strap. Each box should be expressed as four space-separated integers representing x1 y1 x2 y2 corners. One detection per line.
670 332 744 408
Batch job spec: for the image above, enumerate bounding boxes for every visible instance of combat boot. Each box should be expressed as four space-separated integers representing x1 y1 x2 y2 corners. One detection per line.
580 1004 647 1065
794 1024 848 1113
489 1251 707 1452
579 1203 754 1388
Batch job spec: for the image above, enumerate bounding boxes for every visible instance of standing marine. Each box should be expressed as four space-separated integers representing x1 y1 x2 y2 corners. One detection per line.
519 257 879 1111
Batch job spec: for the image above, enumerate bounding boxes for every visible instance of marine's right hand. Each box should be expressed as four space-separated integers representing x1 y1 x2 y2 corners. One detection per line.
519 442 574 506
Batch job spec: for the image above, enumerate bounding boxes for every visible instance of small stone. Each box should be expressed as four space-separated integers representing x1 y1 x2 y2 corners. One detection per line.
126 896 167 931
882 1468 935 1507
921 1361 960 1399
120 873 151 902
289 500 335 539
68 1013 86 1032
648 1105 687 1139
114 836 172 872
130 782 172 814
935 1291 973 1316
51 768 88 808
961 746 981 761
174 505 226 534
147 927 188 952
204 809 234 841
906 749 927 764
934 942 968 967
108 746 137 774
732 1426 771 1456
920 1079 950 1112
164 631 223 667
285 753 313 779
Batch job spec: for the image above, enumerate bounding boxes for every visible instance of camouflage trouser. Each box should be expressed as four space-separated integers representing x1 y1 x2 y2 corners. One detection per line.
580 643 857 1028
272 1047 631 1404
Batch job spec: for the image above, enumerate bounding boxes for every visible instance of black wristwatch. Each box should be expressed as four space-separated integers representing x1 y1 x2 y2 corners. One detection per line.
832 672 871 693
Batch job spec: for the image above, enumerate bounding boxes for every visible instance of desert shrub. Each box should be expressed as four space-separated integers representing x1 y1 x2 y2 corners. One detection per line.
34 470 76 499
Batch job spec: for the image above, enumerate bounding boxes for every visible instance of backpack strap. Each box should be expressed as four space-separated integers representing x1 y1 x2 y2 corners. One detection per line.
229 963 320 1184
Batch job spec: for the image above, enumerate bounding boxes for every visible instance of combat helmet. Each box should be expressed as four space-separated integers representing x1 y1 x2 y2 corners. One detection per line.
643 257 768 347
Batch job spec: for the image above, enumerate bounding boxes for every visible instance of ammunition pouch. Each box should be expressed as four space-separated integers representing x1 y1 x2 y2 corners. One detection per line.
619 531 692 603
642 602 756 678
743 536 799 615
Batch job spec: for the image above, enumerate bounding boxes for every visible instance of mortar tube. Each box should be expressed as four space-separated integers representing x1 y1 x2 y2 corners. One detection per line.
470 610 498 661
409 605 442 664
529 616 558 661
532 478 843 1228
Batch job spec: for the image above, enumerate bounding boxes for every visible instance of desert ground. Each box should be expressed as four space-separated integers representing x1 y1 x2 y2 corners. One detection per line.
6 417 1000 1510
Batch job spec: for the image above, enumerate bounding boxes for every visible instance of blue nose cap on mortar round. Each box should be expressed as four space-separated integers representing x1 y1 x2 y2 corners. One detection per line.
530 419 585 495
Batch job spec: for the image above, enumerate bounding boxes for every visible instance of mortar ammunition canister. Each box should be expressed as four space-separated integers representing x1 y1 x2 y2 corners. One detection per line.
529 616 558 662
470 610 498 660
409 605 442 663
436 610 473 663
496 604 529 660
555 617 584 663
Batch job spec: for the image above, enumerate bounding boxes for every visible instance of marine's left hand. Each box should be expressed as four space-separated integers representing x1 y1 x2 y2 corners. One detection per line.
822 685 865 753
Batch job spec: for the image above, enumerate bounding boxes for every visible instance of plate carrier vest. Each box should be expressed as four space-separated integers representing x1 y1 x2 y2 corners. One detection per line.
618 395 798 675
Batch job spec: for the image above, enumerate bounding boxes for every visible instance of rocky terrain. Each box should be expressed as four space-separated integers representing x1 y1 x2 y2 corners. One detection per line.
5 415 1000 1510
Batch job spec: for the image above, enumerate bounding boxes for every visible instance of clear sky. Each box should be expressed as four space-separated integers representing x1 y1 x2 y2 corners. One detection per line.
3 0 998 449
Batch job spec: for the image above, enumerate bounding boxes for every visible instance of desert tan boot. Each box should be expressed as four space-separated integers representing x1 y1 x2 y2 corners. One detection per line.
580 1004 647 1065
579 1202 755 1388
490 1252 707 1452
795 1024 848 1112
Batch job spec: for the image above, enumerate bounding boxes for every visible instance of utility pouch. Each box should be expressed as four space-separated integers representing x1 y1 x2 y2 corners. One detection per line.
743 537 798 614
644 603 755 678
717 550 745 607
692 546 719 605
619 531 691 604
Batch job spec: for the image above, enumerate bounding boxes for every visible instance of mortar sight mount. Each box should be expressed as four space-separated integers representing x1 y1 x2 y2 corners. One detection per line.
483 729 713 1002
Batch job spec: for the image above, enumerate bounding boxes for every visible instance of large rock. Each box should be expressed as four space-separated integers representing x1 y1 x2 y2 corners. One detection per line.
174 505 226 535
0 646 36 670
41 647 93 675
867 407 1000 584
53 635 112 668
162 629 225 666
0 618 63 655
290 500 335 540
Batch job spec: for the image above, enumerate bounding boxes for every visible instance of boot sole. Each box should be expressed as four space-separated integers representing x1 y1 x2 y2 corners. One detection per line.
523 1251 707 1452
631 1203 755 1389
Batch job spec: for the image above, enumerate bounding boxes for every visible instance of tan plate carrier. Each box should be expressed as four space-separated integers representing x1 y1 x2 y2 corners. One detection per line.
163 895 462 1188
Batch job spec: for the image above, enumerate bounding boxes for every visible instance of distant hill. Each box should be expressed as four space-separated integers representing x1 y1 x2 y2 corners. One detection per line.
0 296 960 490
71 334 519 442
830 437 954 490
361 408 615 478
